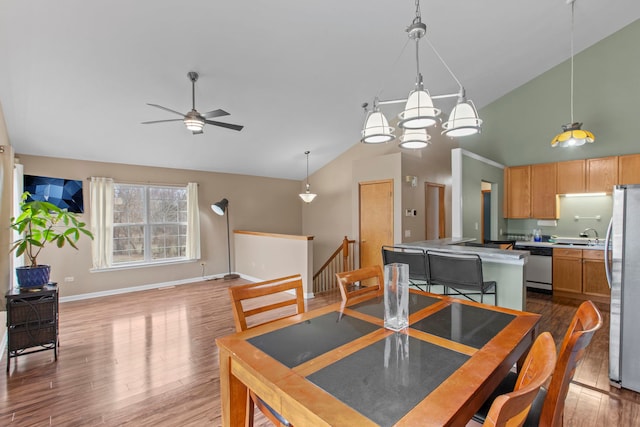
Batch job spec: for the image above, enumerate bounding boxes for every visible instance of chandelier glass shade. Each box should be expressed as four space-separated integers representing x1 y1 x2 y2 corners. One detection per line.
398 90 440 129
399 128 431 149
184 116 205 132
442 100 482 137
361 107 395 144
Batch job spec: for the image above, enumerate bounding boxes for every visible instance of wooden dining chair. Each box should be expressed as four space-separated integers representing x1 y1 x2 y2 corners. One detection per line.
227 274 305 427
335 265 384 303
427 251 497 304
473 300 603 427
483 332 557 427
381 246 430 291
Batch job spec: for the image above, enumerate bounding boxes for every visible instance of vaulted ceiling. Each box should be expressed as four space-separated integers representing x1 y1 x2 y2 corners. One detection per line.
2 0 639 180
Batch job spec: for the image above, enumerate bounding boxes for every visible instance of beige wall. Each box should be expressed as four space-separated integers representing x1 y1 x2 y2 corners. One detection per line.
16 154 302 298
0 102 11 340
303 130 458 271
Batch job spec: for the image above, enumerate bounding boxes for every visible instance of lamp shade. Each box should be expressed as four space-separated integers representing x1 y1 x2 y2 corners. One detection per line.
398 90 440 129
551 123 595 147
211 198 228 216
299 189 317 203
361 110 395 144
442 100 482 137
399 128 431 149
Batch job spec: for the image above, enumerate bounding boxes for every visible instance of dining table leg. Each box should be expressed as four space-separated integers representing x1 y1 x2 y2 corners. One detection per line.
219 346 248 427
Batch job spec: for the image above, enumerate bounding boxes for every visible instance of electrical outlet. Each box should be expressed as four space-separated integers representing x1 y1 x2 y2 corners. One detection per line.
64 276 74 282
404 229 411 237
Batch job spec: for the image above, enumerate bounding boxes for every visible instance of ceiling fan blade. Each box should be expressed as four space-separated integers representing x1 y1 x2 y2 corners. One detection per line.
141 119 184 124
204 119 244 131
201 109 230 118
146 103 186 117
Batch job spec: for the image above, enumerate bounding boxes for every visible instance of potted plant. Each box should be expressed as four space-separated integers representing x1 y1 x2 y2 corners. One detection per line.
10 192 94 289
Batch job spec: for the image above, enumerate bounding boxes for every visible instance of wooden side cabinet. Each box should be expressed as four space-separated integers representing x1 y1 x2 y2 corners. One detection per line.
5 285 59 372
618 154 640 185
587 156 618 193
582 250 611 298
504 165 531 218
552 248 582 294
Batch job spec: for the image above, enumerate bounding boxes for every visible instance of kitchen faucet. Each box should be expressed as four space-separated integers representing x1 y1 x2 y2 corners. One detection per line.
580 228 598 238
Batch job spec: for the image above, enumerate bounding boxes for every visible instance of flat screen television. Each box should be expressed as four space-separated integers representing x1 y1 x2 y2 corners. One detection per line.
23 175 84 213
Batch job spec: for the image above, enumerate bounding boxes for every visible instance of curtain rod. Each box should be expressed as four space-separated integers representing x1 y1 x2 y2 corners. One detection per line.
86 177 197 187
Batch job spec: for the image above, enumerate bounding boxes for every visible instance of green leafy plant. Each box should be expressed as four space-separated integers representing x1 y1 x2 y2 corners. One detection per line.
10 192 94 267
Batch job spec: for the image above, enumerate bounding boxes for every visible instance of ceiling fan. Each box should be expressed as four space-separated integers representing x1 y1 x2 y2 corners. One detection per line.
142 71 243 135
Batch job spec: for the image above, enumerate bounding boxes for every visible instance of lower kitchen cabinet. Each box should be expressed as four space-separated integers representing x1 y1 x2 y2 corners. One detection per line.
552 248 610 303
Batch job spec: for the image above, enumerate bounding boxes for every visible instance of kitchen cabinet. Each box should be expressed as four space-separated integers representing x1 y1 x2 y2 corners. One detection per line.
582 250 611 298
553 248 610 303
504 165 531 218
531 163 558 219
556 159 585 194
587 156 618 193
618 154 640 185
553 248 582 294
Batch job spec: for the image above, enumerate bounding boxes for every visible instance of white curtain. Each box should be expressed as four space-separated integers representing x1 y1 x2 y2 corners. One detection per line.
186 182 201 260
90 177 114 269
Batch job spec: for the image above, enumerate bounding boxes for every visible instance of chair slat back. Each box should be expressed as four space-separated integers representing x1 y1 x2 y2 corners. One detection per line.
228 274 305 332
427 251 484 288
381 246 429 282
484 332 557 427
539 300 603 427
335 265 383 303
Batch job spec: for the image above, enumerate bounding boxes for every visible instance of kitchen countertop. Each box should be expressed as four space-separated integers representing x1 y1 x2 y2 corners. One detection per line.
398 238 528 264
515 240 608 251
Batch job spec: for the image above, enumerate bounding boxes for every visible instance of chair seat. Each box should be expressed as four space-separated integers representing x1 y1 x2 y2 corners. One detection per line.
472 368 547 426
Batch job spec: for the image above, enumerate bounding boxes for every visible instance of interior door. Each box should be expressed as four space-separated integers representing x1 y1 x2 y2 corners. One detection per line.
359 180 393 269
425 182 445 240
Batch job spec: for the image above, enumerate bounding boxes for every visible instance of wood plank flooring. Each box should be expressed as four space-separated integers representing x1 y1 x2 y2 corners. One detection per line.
1 280 638 426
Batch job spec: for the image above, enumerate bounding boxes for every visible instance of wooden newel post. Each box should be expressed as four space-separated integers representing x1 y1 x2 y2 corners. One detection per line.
342 236 349 271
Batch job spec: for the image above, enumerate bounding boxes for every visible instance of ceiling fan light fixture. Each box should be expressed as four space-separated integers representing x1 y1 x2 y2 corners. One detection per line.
442 100 482 137
184 115 205 132
399 128 431 149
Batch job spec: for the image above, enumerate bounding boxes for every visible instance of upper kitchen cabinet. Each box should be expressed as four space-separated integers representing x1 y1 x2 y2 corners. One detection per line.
587 156 618 193
504 165 530 218
557 159 585 194
531 163 559 219
618 154 640 185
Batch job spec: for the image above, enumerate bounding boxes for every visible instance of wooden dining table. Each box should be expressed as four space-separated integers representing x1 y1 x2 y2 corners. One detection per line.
216 290 541 426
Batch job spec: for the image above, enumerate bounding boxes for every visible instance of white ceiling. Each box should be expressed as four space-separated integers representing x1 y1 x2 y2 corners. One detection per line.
2 1 639 180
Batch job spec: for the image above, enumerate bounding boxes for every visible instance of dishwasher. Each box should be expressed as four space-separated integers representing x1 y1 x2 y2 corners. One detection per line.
514 244 553 292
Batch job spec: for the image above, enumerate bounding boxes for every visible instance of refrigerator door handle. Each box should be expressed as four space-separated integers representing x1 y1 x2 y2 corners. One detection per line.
605 217 613 289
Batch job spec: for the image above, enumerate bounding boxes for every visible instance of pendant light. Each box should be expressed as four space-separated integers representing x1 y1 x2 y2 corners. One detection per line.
551 0 595 148
299 151 317 203
361 0 481 146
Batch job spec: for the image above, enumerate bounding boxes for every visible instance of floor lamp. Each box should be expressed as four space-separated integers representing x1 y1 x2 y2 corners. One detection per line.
211 198 240 280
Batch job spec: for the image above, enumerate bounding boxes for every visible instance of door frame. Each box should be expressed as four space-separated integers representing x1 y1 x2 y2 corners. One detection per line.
424 182 445 240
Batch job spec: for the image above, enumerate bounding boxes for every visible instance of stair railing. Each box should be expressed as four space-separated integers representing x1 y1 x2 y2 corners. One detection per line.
313 236 356 294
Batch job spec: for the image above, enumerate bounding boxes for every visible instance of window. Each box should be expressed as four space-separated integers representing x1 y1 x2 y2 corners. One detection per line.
112 184 188 265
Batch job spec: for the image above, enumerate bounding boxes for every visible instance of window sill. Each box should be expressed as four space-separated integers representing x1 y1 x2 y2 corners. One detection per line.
90 258 198 273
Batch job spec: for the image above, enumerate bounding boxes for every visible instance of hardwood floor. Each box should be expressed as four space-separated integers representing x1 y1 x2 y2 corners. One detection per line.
1 281 638 426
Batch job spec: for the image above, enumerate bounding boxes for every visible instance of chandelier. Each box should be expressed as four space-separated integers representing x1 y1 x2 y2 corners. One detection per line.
361 0 482 148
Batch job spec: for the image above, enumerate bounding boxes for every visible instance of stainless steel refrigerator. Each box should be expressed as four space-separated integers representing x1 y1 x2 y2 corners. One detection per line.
606 184 640 392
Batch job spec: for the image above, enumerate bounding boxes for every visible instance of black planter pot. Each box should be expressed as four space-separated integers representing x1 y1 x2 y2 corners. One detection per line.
15 265 51 289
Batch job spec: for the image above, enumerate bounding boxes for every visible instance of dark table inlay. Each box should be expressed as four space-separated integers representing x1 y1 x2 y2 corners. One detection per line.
307 333 470 427
411 303 515 348
247 312 379 368
349 293 440 319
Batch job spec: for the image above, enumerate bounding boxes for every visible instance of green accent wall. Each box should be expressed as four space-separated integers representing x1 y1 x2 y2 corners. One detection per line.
461 19 640 166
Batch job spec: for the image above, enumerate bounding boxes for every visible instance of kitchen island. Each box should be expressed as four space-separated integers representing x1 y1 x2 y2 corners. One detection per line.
398 238 528 311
